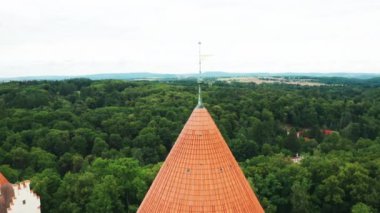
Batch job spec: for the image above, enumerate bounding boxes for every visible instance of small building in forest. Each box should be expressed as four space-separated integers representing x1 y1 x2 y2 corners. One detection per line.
322 129 334 135
291 153 304 164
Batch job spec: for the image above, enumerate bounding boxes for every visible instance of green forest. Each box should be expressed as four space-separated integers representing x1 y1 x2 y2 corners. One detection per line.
0 78 379 212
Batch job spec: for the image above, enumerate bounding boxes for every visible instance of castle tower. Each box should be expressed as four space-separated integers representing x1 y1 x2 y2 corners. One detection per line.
138 43 264 212
0 173 40 213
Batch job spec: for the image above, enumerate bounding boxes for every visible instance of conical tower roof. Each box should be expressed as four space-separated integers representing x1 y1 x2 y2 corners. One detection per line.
138 107 264 212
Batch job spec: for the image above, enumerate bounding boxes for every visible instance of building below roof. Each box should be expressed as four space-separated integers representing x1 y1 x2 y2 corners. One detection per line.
0 173 40 213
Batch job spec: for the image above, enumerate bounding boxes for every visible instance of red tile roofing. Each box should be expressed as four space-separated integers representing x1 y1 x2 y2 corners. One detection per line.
138 108 264 213
0 173 9 186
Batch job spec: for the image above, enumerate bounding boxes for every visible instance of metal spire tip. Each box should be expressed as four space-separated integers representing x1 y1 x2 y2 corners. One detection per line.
196 41 204 109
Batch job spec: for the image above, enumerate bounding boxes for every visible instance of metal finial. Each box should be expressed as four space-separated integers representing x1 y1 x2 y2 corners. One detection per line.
196 41 203 108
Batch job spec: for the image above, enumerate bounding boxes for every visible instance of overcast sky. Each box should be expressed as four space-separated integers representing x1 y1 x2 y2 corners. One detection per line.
0 0 379 77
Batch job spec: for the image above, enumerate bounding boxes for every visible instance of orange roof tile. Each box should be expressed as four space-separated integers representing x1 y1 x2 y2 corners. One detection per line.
138 107 264 212
0 173 9 186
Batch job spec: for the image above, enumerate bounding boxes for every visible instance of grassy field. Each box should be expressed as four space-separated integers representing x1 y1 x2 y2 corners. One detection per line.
218 77 326 86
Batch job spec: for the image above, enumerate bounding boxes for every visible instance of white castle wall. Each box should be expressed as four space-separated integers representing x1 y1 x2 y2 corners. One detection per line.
8 181 40 213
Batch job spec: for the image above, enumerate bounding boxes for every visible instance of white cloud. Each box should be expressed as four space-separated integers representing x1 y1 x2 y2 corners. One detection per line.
0 0 379 77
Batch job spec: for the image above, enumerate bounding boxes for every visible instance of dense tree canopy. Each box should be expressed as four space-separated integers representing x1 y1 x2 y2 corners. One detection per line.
0 78 380 212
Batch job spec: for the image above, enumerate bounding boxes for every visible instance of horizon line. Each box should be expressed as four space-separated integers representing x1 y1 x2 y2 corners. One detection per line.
1 71 380 79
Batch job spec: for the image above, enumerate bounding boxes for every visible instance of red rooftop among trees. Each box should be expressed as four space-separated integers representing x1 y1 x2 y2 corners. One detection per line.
0 173 9 186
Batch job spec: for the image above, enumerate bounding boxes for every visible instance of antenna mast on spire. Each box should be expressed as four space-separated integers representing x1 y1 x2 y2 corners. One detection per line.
197 41 203 108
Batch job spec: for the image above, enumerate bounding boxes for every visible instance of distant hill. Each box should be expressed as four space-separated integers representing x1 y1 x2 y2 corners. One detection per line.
274 72 380 79
84 73 178 80
0 73 177 82
1 72 379 82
